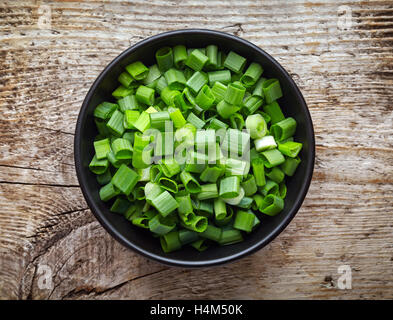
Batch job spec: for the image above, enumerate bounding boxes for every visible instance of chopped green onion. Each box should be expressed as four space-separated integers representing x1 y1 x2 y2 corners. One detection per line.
160 231 181 253
133 111 151 133
278 141 303 158
200 224 222 242
164 68 187 90
200 166 224 183
241 62 263 87
93 138 111 160
173 45 188 69
186 71 208 94
270 117 297 142
246 114 267 139
224 51 246 73
254 135 277 152
118 95 139 112
185 49 209 71
219 176 240 199
208 70 231 85
111 138 133 159
224 82 246 105
94 102 118 120
205 44 219 70
218 228 243 245
260 148 285 168
135 85 155 105
180 171 202 193
124 110 140 129
211 81 227 104
216 100 240 119
118 71 136 88
195 85 215 110
262 78 283 103
168 107 186 129
252 158 266 187
234 210 255 232
150 111 170 131
160 86 181 106
259 194 284 216
151 190 179 217
242 95 264 116
265 166 285 184
99 182 120 201
125 61 149 80
156 47 174 72
241 175 258 196
112 86 134 99
89 155 109 175
263 101 285 124
197 183 218 200
111 164 139 196
106 110 125 136
280 156 301 176
186 112 205 129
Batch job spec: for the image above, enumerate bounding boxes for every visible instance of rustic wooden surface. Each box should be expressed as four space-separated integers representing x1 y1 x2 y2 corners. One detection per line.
0 0 392 300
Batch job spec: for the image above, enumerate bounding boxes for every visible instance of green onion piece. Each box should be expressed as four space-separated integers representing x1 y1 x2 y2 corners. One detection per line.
135 85 155 105
252 158 266 187
279 182 287 199
224 82 246 105
176 192 194 215
111 164 139 196
179 171 202 193
186 215 208 233
222 187 245 206
245 114 267 139
200 166 224 183
118 71 136 88
149 214 176 236
118 95 139 112
241 62 263 87
214 198 227 220
219 176 240 199
241 175 258 196
140 64 160 85
197 184 218 200
168 107 186 129
210 81 227 104
93 138 111 159
112 86 134 99
160 231 181 253
186 112 205 129
94 102 118 120
125 61 149 80
278 141 303 158
195 129 216 154
145 182 163 204
260 148 285 168
173 45 188 69
149 165 163 183
96 168 112 185
155 47 174 72
200 224 222 242
280 156 301 176
223 158 250 177
95 119 111 136
208 117 228 130
262 101 285 124
160 86 181 106
190 239 209 251
195 85 215 110
234 210 255 232
151 190 179 217
208 70 231 86
221 128 250 157
237 196 253 209
158 177 179 193
106 110 125 136
132 185 146 200
270 117 297 142
153 131 174 158
160 157 181 178
205 44 218 69
186 71 208 94
99 182 120 201
185 49 209 71
218 228 243 245
164 68 187 90
178 229 199 245
224 51 246 73
216 100 240 119
185 151 208 173
89 155 109 174
111 138 133 159
262 78 283 103
265 166 285 184
107 150 130 168
124 110 140 129
155 75 168 94
254 135 277 152
252 77 267 97
150 111 170 131
260 179 279 196
260 194 284 216
133 111 151 133
137 167 151 181
193 199 214 216
110 196 131 214
229 113 245 130
242 95 264 116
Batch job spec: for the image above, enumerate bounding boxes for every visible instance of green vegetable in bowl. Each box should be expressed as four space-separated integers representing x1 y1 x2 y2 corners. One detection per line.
88 45 303 253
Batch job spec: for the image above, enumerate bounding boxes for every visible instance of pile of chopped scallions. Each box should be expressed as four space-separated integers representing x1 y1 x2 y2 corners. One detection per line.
90 45 302 253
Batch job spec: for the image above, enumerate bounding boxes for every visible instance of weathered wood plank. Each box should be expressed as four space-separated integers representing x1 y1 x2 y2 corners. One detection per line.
0 0 392 300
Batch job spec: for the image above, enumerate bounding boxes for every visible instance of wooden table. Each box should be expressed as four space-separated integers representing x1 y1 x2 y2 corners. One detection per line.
1 0 392 299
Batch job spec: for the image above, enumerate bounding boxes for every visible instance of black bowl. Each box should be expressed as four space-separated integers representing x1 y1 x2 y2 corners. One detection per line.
74 29 315 267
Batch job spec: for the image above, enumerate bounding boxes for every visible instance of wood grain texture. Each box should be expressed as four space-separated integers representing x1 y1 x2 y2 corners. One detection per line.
0 0 392 299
